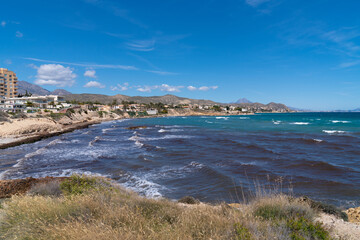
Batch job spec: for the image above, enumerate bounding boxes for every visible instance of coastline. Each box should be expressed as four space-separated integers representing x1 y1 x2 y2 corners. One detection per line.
0 110 253 149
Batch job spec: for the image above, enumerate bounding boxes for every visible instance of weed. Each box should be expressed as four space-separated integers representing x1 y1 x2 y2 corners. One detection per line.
287 217 331 240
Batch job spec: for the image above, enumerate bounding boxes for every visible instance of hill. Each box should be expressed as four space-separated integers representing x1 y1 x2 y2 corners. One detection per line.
64 93 218 105
17 81 71 96
234 98 252 104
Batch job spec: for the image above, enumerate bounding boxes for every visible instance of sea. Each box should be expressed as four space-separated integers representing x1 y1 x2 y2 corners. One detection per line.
0 112 359 207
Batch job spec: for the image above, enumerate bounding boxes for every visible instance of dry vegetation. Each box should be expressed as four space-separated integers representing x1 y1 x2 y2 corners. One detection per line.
0 175 337 239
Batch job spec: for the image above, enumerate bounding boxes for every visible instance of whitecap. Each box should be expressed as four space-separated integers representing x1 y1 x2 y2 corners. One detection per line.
216 117 229 120
290 122 310 125
322 130 347 134
273 121 281 125
331 120 351 124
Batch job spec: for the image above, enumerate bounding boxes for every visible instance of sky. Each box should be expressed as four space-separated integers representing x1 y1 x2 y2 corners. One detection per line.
1 0 360 110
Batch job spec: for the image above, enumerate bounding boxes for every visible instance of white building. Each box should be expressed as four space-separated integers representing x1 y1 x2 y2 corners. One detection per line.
146 109 158 115
0 95 65 112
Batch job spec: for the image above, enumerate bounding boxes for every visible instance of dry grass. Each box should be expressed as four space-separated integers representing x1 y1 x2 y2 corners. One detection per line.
0 175 332 240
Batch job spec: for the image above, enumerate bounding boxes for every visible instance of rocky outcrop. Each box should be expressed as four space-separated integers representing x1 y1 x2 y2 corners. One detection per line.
347 207 360 224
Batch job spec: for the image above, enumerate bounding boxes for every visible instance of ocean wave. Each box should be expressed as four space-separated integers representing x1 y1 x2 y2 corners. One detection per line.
290 122 310 125
216 117 229 120
273 121 281 125
88 136 101 146
322 130 347 134
158 128 183 133
331 120 351 124
121 174 164 198
239 117 250 119
205 120 213 123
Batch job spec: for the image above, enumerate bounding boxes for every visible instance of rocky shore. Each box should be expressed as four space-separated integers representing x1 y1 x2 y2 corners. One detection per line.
0 108 249 149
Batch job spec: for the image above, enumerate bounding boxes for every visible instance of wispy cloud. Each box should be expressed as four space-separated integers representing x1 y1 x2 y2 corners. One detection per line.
338 60 360 69
146 70 178 76
1 21 6 27
137 84 183 93
110 82 129 91
16 31 23 38
187 86 218 91
126 39 155 52
245 0 270 7
84 81 105 88
24 57 138 70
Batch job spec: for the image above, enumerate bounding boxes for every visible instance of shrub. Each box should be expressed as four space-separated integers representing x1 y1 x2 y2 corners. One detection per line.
49 112 65 120
11 112 27 119
60 175 101 196
178 196 200 205
287 217 331 240
300 196 348 221
235 223 253 240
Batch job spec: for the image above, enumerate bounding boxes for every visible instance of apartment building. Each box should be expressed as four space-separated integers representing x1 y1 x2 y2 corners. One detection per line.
0 68 18 98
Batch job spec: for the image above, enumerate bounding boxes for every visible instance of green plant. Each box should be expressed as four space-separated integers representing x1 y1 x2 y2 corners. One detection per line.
234 223 253 240
287 217 330 240
60 175 101 196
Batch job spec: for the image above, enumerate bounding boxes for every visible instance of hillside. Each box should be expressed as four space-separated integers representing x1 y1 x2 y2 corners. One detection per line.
17 81 71 96
64 93 218 105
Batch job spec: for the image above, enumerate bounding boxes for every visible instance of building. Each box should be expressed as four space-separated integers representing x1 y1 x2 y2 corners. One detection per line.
0 68 18 98
0 95 65 112
146 109 158 115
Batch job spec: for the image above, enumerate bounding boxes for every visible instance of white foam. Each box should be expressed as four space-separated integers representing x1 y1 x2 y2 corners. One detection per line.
323 130 347 134
205 120 213 124
158 128 183 133
290 122 310 125
88 136 101 146
331 120 351 124
313 139 323 142
121 174 164 198
273 121 281 125
216 117 229 120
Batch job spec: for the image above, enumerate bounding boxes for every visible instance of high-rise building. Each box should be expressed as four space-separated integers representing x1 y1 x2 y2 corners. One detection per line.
0 68 18 98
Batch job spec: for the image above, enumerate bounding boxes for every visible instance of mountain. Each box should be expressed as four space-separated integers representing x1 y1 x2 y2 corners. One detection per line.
64 94 218 105
17 81 51 96
17 81 71 96
235 98 252 104
51 89 72 96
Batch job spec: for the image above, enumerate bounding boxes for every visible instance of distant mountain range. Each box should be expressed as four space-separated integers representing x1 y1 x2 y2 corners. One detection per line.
234 98 252 104
17 81 292 111
17 81 72 96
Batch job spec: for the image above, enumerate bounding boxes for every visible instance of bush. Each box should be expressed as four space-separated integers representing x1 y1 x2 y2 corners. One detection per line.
287 217 331 240
0 111 9 122
300 196 348 221
234 223 253 240
178 196 200 205
49 112 65 120
60 175 110 196
11 112 27 119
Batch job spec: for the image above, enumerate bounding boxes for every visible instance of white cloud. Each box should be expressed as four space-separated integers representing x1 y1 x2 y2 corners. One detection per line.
137 86 153 92
4 59 12 65
1 21 6 27
84 81 105 88
187 86 197 91
16 31 23 38
111 82 129 91
245 0 270 7
35 64 76 87
136 84 183 93
84 69 96 78
23 57 138 70
187 85 218 91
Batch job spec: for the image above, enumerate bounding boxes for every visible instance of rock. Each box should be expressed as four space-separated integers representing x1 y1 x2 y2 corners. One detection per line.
346 207 360 224
126 126 148 130
178 196 200 205
58 117 72 125
228 203 241 209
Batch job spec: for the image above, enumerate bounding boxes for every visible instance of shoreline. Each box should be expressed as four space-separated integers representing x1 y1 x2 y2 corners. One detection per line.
0 112 253 149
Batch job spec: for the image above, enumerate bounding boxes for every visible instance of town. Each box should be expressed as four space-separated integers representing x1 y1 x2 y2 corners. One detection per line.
1 68 290 117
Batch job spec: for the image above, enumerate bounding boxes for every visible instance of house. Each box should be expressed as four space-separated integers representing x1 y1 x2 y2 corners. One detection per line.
146 109 158 115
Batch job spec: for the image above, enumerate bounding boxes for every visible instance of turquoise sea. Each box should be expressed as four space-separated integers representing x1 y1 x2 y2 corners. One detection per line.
0 112 359 206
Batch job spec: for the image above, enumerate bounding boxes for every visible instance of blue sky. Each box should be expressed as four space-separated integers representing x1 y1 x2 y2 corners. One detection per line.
1 0 360 110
